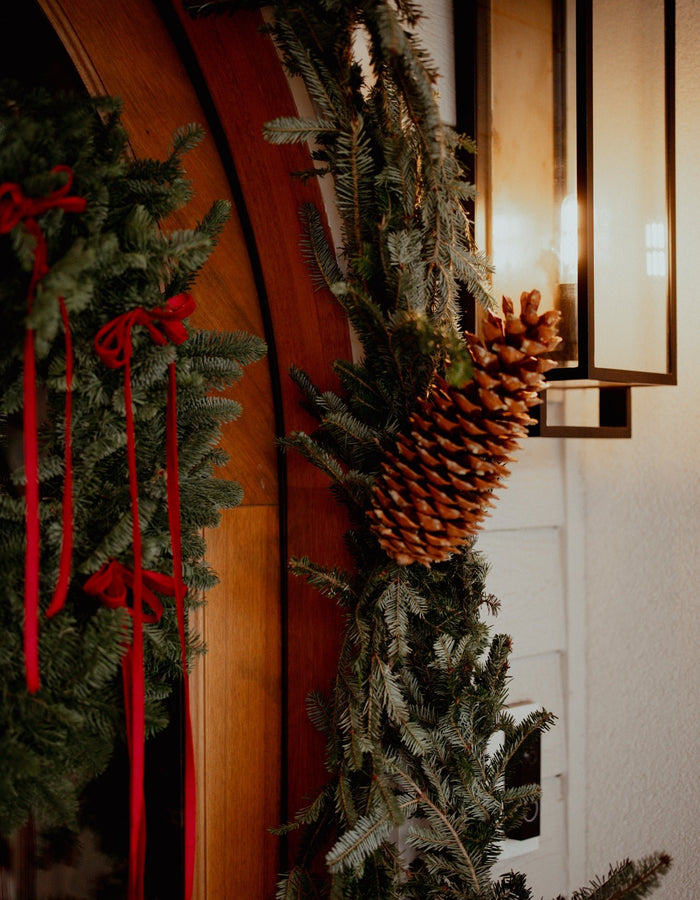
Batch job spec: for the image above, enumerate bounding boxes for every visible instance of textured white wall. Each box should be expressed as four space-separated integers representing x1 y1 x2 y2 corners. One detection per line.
419 0 699 894
581 1 700 896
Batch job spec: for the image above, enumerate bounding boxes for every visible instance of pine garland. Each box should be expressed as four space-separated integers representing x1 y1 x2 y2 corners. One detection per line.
187 2 671 898
0 83 266 835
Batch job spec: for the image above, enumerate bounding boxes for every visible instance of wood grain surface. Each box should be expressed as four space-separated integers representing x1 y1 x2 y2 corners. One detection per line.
168 1 355 866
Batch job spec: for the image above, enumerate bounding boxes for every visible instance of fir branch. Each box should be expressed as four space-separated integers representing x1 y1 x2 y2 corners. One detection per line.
394 765 485 896
299 204 344 292
324 807 397 875
371 654 410 729
196 198 232 245
273 16 346 119
276 865 322 900
307 690 332 737
281 431 346 484
487 708 554 784
264 116 338 145
335 773 358 829
566 854 672 900
169 122 205 157
290 557 355 603
333 116 376 262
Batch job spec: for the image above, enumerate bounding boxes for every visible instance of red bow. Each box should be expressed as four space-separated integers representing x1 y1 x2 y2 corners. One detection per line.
0 164 87 232
0 166 86 694
94 293 195 369
84 559 176 891
93 294 196 900
84 559 176 623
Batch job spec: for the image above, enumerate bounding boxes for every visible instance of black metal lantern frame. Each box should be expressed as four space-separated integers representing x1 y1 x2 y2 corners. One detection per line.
456 0 676 438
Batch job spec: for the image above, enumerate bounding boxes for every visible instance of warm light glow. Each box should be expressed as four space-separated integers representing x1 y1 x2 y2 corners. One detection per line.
492 209 532 275
645 221 667 277
560 193 578 283
487 1 560 308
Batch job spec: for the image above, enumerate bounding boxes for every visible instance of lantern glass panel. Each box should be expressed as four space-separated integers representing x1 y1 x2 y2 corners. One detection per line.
591 0 668 375
477 0 581 366
479 1 559 303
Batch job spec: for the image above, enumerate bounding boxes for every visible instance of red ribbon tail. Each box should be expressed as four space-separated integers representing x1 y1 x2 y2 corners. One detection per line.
128 612 146 900
122 652 133 747
93 302 196 898
6 172 84 688
183 679 196 899
136 803 147 900
123 363 146 900
23 327 40 694
46 298 74 618
121 648 145 900
166 363 196 898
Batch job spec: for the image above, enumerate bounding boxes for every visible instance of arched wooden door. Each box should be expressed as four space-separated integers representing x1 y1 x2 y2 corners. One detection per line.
27 1 352 896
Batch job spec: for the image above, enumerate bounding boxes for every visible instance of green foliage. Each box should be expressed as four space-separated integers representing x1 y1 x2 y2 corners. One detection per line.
288 518 550 896
186 3 671 899
262 0 493 324
188 0 493 356
0 83 265 834
564 853 672 900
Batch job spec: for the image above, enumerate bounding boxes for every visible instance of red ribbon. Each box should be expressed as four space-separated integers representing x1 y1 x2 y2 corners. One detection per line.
93 293 196 900
0 166 86 694
84 559 175 892
84 559 174 623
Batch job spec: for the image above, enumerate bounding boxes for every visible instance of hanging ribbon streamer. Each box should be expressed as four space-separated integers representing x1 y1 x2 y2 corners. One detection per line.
166 360 197 900
0 166 86 694
84 559 175 893
93 292 196 900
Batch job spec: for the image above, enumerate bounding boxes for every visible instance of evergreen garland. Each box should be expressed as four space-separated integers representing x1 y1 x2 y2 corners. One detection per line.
188 2 672 899
0 83 266 835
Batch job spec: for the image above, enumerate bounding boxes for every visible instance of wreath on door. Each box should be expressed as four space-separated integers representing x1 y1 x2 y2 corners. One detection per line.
0 82 265 882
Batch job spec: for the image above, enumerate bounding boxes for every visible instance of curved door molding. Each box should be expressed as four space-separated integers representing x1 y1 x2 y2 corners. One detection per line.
166 2 355 857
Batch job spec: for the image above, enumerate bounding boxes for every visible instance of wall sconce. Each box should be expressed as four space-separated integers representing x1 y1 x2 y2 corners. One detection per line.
456 0 676 437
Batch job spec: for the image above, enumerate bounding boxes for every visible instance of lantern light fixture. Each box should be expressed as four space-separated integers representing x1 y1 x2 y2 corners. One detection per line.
456 0 676 437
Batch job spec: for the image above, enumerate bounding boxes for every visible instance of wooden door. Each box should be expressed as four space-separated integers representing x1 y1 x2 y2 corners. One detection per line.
38 1 282 894
24 0 352 895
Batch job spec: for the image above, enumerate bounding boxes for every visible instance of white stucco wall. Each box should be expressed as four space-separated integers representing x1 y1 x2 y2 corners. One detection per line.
581 1 700 896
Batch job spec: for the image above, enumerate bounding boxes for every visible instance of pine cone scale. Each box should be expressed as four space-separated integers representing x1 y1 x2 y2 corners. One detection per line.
368 290 561 566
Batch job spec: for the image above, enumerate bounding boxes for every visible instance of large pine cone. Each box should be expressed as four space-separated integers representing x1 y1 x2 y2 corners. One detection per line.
368 290 561 566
